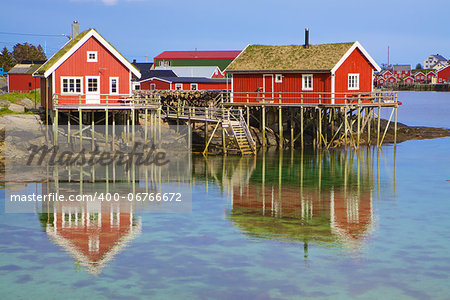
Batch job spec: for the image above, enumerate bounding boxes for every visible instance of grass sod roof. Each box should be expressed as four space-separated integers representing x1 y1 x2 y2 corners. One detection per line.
226 42 354 72
35 29 140 77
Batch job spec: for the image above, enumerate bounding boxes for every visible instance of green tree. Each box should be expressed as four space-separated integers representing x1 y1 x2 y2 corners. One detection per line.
415 63 422 70
12 42 46 63
0 47 15 72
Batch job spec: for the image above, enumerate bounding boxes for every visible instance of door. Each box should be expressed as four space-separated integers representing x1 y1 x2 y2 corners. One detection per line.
86 76 100 104
263 74 273 101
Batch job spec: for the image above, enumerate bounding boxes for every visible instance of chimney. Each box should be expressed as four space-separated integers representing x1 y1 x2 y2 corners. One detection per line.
72 21 79 39
304 28 309 49
133 59 137 64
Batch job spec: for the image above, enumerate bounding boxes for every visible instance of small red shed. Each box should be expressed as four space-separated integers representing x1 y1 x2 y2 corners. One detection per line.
225 41 380 104
377 77 386 86
437 65 450 83
8 63 43 92
33 29 141 109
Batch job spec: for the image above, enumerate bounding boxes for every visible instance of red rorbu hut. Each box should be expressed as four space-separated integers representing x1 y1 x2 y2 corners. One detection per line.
33 26 141 110
225 34 380 104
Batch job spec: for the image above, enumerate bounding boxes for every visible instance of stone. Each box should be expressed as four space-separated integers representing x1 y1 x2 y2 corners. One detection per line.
7 103 25 113
0 99 10 107
17 98 34 109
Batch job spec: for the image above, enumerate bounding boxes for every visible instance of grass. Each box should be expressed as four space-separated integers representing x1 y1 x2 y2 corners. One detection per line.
226 42 354 71
0 90 40 104
0 106 34 115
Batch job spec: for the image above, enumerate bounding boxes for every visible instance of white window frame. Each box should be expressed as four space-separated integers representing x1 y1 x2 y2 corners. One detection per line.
302 74 313 91
109 77 119 94
275 74 283 83
190 83 198 91
86 76 100 94
150 83 156 90
175 83 183 90
87 51 98 62
348 73 360 90
61 77 83 94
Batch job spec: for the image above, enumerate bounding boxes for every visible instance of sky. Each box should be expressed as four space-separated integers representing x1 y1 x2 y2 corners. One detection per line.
1 0 449 67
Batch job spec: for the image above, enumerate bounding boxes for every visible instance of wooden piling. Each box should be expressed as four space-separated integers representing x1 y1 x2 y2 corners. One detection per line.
278 106 283 149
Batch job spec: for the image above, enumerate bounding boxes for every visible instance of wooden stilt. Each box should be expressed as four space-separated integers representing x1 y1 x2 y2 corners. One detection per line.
290 109 294 148
132 108 135 145
112 112 116 152
318 108 322 148
144 109 148 143
91 111 95 151
105 108 109 150
262 105 266 147
300 106 304 149
79 109 82 150
394 93 398 147
67 111 71 143
54 108 59 145
278 106 283 149
357 94 361 148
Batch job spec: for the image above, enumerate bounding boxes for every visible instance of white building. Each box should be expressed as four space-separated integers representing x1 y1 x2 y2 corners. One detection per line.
423 54 447 69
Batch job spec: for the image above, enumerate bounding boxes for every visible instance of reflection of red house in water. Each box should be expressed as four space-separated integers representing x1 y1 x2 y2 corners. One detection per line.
46 200 141 274
231 184 373 247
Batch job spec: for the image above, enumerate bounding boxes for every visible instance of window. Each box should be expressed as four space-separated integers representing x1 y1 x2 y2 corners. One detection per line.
302 74 313 91
61 77 82 94
159 60 170 67
87 51 97 62
150 84 156 90
87 77 99 92
348 74 360 90
175 83 183 90
275 74 283 83
110 77 119 94
190 83 198 91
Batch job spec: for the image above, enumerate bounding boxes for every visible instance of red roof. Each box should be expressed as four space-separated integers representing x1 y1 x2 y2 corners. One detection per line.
154 50 241 61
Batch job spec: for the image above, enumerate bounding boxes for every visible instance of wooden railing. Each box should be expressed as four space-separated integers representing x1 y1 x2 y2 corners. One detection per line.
219 91 398 105
52 93 161 108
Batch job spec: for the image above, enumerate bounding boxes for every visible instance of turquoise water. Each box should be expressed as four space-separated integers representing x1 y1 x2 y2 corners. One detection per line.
1 92 450 299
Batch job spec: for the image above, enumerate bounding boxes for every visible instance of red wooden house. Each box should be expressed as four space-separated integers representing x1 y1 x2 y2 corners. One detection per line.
33 29 141 110
402 76 414 85
426 71 437 82
225 41 380 104
377 77 386 86
386 76 397 85
437 65 450 83
382 70 393 79
140 77 229 91
413 71 426 82
7 62 43 92
392 64 411 79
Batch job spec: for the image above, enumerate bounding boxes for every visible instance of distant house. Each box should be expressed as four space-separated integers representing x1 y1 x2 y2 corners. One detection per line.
154 66 225 78
386 76 397 85
8 62 44 92
33 28 141 110
437 65 450 83
393 64 411 79
377 77 386 86
134 69 177 90
413 71 426 82
153 50 241 71
225 41 380 104
433 61 449 71
402 76 414 85
423 54 447 69
140 77 229 91
381 70 393 79
426 71 437 83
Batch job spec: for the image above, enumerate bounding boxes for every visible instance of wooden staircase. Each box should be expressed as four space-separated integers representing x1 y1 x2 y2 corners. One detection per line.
224 111 256 156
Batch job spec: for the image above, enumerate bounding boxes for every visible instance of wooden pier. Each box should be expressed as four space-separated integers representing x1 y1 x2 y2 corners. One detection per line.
45 90 399 156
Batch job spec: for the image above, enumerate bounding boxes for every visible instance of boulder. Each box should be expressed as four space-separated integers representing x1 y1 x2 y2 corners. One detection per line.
0 99 10 107
17 98 34 109
7 103 25 113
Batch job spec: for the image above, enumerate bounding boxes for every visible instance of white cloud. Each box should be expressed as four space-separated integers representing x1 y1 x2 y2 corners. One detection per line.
102 0 118 5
